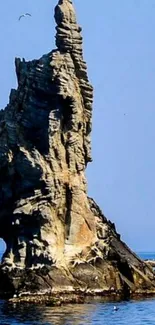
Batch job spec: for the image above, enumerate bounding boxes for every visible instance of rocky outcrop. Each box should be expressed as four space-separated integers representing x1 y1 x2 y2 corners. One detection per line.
0 0 155 301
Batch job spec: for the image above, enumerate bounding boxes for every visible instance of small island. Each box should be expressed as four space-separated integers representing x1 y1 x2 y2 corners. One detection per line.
0 0 155 304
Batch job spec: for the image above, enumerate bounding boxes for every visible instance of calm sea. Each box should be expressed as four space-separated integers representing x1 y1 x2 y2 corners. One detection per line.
0 251 155 325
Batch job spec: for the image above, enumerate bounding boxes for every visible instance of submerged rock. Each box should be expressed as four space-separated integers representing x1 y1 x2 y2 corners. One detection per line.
0 0 155 300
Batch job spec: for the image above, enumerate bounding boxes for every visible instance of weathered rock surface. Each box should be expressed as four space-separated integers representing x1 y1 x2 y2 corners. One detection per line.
0 0 155 301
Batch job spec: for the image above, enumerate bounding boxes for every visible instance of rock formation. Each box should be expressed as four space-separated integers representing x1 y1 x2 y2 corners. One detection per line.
0 0 155 301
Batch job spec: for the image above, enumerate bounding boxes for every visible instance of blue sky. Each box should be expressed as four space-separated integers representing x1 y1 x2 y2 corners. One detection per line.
0 0 155 252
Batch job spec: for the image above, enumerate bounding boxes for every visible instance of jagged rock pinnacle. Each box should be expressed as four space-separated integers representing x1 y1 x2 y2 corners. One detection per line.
0 0 155 301
55 0 82 54
0 0 95 271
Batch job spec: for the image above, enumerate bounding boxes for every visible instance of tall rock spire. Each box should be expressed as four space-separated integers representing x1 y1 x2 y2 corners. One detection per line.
0 0 155 301
53 0 93 162
0 0 95 271
55 0 83 54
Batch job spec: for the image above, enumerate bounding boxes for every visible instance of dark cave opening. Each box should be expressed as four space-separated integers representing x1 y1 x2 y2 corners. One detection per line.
61 96 73 130
78 122 82 130
65 184 72 240
117 259 134 298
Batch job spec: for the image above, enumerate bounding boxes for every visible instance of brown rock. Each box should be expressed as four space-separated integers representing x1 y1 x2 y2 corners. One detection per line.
0 0 155 301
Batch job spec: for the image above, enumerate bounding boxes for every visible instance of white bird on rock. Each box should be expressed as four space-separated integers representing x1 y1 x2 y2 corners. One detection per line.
18 13 32 21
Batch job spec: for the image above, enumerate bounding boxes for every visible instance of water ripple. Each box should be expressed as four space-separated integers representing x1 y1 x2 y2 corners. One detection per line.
0 298 155 325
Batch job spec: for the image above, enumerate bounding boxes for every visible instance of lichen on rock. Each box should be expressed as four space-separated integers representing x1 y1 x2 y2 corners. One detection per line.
0 0 155 300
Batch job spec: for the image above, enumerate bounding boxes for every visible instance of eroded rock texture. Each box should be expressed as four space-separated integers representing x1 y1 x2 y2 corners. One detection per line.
0 0 155 299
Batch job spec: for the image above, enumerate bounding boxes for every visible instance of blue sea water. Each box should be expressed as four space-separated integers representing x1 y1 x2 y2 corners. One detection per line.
0 251 155 325
138 252 155 260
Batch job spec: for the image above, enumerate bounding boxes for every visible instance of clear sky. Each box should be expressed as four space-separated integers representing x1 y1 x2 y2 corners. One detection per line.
0 0 155 252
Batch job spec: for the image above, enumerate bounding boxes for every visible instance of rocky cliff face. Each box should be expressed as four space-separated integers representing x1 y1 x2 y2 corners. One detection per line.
0 0 155 300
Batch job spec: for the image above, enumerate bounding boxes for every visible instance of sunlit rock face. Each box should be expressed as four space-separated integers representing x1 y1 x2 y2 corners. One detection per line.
0 0 155 298
0 0 95 269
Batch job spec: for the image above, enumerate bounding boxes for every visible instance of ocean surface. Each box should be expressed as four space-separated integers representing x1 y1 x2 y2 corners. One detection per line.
0 251 155 325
